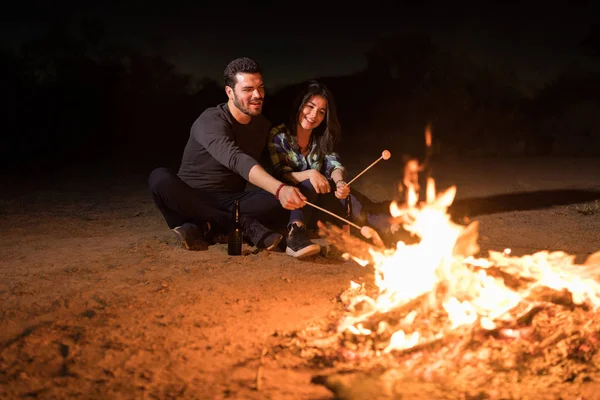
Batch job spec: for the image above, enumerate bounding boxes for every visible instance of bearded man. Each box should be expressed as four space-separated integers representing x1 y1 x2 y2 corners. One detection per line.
148 57 305 251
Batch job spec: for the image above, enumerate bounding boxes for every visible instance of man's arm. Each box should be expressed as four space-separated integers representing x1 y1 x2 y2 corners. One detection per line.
248 164 286 194
248 165 307 210
195 111 306 209
193 112 257 180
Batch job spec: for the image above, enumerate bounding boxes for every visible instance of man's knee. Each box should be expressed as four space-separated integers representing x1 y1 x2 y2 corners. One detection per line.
246 190 283 212
148 167 173 193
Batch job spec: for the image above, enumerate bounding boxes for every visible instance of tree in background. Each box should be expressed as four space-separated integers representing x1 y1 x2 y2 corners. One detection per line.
6 21 599 173
530 23 600 157
3 16 223 172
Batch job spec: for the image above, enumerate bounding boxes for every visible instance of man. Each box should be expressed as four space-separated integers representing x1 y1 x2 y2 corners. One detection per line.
148 57 306 251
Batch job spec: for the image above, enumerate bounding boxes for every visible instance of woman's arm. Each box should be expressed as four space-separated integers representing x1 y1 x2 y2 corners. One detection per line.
328 156 350 199
324 152 346 182
331 168 347 185
281 170 312 184
282 170 330 193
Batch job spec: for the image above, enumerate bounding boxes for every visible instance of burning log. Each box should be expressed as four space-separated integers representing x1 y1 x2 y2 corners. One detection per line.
306 304 600 398
311 370 396 400
312 368 459 400
527 287 579 309
332 277 593 364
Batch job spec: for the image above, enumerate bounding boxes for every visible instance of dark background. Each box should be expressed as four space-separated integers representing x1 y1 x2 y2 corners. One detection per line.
2 1 599 176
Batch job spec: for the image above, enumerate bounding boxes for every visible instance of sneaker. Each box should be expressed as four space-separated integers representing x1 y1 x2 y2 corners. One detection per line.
242 218 283 251
262 232 284 251
171 222 212 250
286 223 321 258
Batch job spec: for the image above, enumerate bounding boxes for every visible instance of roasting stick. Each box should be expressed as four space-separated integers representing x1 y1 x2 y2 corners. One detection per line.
305 201 385 246
305 201 362 230
345 150 391 187
305 150 391 241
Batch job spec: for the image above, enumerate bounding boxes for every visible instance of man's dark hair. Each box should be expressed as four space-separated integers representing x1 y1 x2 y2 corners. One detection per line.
223 57 262 89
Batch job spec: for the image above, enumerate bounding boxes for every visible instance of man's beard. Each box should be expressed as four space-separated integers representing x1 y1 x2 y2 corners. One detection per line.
233 95 262 116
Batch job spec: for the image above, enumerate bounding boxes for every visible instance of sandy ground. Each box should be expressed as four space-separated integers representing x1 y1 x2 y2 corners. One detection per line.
1 156 600 399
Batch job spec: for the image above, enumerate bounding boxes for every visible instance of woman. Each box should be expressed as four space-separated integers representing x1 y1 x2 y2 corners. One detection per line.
269 81 391 258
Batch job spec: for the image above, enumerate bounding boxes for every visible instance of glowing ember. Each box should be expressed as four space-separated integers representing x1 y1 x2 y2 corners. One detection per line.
337 177 600 355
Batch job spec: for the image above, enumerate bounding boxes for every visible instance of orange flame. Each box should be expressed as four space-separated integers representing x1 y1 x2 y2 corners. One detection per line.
340 177 600 354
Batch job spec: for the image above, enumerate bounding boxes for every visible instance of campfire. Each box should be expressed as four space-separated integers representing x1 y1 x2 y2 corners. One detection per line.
283 137 600 398
321 178 600 357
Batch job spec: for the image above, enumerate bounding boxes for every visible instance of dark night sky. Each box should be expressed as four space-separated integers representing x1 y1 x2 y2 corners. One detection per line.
3 1 598 92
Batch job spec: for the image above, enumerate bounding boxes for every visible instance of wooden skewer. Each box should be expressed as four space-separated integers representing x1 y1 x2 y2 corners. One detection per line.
305 201 362 230
255 347 267 391
346 150 391 187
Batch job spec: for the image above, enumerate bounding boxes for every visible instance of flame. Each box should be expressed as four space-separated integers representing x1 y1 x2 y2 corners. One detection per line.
339 177 600 354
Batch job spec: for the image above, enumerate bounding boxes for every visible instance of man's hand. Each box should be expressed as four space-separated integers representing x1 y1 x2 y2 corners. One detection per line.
278 186 306 210
334 181 350 199
307 169 330 194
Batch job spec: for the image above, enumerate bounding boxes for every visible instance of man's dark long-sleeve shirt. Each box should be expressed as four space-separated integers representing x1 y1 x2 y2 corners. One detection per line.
178 103 271 193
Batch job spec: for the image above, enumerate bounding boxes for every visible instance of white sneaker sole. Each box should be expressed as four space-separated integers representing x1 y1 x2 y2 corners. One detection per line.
265 234 284 251
286 244 321 258
171 228 191 250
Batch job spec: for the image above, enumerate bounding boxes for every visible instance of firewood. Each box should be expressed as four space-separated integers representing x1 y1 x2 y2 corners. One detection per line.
514 304 546 326
538 328 567 348
311 370 393 400
312 369 454 400
360 291 436 328
526 287 578 309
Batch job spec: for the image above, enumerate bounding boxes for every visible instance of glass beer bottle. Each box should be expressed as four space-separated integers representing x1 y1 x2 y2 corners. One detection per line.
344 194 352 235
228 199 242 255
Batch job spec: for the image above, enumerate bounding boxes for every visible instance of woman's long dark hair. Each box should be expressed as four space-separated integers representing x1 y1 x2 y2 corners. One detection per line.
289 80 341 160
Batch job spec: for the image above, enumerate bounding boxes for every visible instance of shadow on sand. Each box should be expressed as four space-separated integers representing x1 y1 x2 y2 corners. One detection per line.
448 189 600 220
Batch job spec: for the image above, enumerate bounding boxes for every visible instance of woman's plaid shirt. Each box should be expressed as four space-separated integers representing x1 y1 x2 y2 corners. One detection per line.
268 124 345 180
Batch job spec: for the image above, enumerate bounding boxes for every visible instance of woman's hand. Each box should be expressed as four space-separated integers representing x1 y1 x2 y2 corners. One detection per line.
334 180 350 199
308 169 331 194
